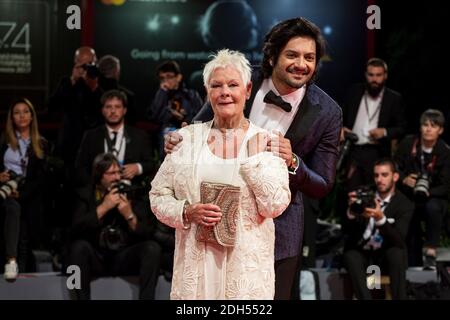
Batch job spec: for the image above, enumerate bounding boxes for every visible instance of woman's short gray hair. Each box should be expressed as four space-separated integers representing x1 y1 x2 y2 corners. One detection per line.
203 49 252 87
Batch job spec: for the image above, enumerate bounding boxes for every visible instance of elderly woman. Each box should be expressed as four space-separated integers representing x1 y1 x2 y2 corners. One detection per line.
0 98 47 281
149 49 290 299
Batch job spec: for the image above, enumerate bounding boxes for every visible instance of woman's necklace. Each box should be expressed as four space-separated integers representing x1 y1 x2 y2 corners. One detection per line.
213 118 248 141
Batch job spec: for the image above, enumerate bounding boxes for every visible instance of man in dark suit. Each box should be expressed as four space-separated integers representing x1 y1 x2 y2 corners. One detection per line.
342 58 407 190
165 17 342 299
343 158 413 300
75 89 153 188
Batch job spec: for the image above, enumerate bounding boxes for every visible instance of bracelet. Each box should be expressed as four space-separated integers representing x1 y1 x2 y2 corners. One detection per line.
182 202 190 224
126 213 135 221
288 153 299 175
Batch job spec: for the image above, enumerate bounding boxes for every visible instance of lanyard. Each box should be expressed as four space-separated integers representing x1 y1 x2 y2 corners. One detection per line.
104 128 125 159
17 137 30 176
364 94 382 124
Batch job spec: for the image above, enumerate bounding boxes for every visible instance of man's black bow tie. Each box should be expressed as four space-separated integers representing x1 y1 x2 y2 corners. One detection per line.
263 90 292 112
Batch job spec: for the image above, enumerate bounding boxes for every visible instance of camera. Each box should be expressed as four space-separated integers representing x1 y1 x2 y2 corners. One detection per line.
99 225 127 252
336 131 358 172
81 63 100 79
349 185 376 215
0 170 24 201
414 173 430 199
112 180 145 199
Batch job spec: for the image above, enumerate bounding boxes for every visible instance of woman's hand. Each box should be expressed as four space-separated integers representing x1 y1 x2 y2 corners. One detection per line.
0 171 10 183
185 203 222 227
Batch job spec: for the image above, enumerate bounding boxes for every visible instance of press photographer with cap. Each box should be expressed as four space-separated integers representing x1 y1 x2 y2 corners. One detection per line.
343 158 413 300
394 109 450 269
67 153 161 300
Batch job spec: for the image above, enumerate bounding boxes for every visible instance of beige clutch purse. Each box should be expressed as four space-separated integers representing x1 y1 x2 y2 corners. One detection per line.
196 181 240 247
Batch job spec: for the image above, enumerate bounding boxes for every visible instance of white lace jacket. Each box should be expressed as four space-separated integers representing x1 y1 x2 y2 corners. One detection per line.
149 121 291 299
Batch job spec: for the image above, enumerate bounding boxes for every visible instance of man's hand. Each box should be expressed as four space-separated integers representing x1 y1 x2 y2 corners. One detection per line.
170 108 185 121
0 171 10 183
369 128 386 140
117 194 133 218
348 191 357 207
403 173 418 188
267 131 293 167
122 163 140 180
341 127 352 143
185 203 222 227
82 75 99 92
101 188 120 212
247 132 268 157
363 199 384 221
164 131 183 154
70 64 85 85
10 190 19 199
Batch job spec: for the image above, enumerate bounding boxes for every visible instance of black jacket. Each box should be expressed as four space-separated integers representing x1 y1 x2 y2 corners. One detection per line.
394 135 450 200
0 137 47 204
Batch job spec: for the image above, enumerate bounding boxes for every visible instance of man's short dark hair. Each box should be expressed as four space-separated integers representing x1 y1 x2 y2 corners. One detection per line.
367 57 388 73
420 109 445 128
156 60 181 76
261 17 326 79
374 157 398 173
101 89 128 108
92 153 120 185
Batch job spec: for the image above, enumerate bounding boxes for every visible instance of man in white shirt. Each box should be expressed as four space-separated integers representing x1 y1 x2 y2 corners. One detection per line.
342 58 407 191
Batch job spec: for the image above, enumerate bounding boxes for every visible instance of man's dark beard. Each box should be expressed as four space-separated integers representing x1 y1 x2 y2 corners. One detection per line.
366 82 384 97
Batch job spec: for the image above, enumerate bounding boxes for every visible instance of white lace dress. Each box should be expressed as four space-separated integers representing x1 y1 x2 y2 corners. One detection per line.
150 121 291 299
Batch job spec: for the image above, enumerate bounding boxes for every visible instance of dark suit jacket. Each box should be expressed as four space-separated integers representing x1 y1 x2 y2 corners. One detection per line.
344 190 414 251
394 135 450 200
342 83 407 156
75 125 153 187
193 69 342 260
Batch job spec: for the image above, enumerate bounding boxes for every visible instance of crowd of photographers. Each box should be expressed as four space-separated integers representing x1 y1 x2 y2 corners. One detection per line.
1 47 450 300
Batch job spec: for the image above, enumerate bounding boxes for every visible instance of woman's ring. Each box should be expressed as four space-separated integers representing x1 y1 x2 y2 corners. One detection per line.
203 216 207 223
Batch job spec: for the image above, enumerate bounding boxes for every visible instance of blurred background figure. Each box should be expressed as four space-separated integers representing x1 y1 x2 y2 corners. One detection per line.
98 54 137 125
146 60 203 158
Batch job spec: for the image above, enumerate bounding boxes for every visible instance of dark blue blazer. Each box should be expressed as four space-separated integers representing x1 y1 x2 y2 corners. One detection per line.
194 69 342 260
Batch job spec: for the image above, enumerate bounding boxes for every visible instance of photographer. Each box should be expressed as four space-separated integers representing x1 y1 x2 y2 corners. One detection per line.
146 60 203 157
394 109 450 268
1 98 47 281
48 46 104 177
343 159 413 300
67 153 161 300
